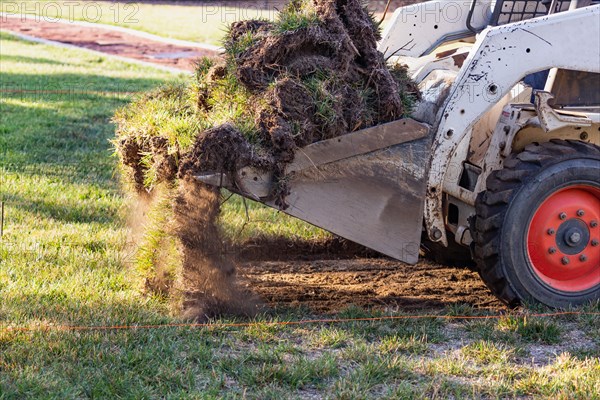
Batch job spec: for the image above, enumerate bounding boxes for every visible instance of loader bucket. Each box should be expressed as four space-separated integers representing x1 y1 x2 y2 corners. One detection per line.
196 118 432 264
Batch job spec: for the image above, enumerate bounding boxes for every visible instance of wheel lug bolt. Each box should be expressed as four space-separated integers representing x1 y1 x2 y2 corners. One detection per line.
592 239 599 247
547 228 555 235
559 212 567 220
548 247 557 254
577 209 585 217
580 254 587 262
591 221 598 228
561 257 570 265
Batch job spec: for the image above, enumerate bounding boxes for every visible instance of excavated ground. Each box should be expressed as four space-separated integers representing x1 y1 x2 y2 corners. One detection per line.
238 256 503 313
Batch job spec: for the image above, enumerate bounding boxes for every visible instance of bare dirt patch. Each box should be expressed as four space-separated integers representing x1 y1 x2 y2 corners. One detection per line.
233 236 382 262
239 258 502 313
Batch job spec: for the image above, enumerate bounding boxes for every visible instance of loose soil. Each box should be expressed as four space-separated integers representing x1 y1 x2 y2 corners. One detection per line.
238 258 502 313
230 231 501 313
233 236 383 262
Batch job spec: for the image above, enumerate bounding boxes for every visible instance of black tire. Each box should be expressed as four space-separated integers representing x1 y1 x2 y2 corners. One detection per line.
473 140 600 308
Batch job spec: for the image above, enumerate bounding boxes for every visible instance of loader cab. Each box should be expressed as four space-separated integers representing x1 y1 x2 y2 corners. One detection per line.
381 0 598 88
380 0 599 126
546 70 600 111
380 0 582 61
477 0 573 30
381 0 600 132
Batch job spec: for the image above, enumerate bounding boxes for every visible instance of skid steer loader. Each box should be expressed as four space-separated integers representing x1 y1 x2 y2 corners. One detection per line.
198 0 600 308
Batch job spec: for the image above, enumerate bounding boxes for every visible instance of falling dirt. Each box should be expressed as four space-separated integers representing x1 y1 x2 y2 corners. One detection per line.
172 178 262 320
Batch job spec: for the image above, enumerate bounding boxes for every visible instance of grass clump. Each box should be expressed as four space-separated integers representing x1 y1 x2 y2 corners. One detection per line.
114 0 419 194
497 316 562 344
461 340 515 364
132 186 181 297
274 0 320 33
220 351 339 389
114 83 201 151
379 335 429 355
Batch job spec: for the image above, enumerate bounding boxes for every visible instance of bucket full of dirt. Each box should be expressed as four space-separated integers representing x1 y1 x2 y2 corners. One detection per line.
113 0 420 321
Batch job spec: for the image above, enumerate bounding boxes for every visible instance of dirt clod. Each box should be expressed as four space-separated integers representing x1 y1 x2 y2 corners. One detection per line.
178 124 269 179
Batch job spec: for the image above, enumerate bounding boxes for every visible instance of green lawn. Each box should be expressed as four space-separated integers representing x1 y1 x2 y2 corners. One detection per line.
1 32 599 399
0 0 277 46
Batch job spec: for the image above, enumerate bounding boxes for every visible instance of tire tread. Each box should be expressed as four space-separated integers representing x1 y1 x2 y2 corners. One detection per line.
473 140 600 307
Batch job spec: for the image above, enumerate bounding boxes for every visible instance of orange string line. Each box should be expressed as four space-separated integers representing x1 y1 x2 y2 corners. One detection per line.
2 311 597 333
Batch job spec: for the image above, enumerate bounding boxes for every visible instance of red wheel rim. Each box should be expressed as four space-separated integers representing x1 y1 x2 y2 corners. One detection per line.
527 185 600 292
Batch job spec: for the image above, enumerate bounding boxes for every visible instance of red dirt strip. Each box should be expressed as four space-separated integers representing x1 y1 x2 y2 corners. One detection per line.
1 14 218 71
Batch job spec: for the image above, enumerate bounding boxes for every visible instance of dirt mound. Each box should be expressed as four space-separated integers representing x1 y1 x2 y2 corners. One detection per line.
114 0 420 320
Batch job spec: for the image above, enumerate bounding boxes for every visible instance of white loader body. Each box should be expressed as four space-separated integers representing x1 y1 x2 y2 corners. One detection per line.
380 1 600 247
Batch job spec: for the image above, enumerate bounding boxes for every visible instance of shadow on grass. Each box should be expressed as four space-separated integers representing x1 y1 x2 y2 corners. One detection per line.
0 54 70 66
0 71 168 181
1 71 169 94
0 191 118 224
0 289 171 326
